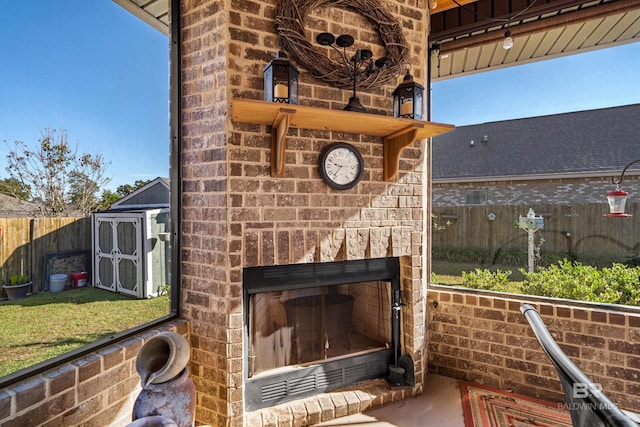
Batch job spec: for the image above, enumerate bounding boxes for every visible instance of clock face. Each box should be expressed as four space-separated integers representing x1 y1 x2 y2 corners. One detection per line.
318 142 364 190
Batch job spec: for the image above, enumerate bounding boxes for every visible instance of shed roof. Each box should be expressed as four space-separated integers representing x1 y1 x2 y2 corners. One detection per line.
109 177 169 210
432 103 640 182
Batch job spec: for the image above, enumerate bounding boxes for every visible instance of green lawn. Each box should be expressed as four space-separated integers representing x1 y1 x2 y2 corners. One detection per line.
0 287 169 377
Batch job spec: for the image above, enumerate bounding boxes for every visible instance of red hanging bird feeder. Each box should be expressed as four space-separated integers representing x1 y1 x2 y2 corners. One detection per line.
605 190 631 218
605 159 640 218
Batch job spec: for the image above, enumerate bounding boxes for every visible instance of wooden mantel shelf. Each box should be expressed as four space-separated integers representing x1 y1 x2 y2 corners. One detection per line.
231 98 455 181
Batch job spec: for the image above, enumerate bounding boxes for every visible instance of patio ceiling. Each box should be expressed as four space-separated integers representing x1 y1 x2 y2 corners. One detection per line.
113 0 169 35
112 0 639 80
430 0 640 80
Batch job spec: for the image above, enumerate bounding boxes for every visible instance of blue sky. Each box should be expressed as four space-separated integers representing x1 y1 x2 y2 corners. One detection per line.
431 41 640 126
0 1 169 191
1 2 638 193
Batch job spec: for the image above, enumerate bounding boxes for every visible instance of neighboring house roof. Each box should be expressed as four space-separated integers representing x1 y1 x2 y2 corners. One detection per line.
432 104 640 182
108 177 170 211
0 194 39 217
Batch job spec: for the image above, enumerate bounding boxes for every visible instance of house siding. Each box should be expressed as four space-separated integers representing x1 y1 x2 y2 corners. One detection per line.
434 176 640 207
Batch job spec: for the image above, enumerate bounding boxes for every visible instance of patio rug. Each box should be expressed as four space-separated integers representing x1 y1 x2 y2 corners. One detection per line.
461 381 572 427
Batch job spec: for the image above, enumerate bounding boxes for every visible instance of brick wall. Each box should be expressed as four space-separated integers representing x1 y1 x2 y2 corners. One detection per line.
0 321 188 427
427 287 640 413
433 176 640 207
179 0 432 425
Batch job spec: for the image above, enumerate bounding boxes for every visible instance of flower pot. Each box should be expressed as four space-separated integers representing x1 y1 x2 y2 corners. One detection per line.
3 282 32 300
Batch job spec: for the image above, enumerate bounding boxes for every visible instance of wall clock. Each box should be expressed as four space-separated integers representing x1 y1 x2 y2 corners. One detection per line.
318 142 364 190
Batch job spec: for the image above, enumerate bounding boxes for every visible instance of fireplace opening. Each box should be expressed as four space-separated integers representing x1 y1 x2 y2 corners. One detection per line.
243 257 403 410
249 281 391 376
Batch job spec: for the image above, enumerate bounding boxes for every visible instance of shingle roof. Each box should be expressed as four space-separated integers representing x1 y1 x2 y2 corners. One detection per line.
432 104 640 181
0 194 38 217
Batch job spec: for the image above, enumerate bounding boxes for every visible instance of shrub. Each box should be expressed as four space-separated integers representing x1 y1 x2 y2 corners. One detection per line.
624 257 640 268
491 248 527 266
432 247 494 263
432 246 579 268
521 259 640 305
462 269 512 292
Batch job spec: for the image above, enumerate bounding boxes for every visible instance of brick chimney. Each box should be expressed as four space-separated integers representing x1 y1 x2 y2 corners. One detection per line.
178 0 432 425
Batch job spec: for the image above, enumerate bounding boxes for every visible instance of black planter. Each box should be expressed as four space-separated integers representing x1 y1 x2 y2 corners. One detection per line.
3 281 31 300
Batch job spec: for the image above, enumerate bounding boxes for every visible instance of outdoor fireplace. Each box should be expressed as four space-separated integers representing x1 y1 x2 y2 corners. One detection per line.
243 257 405 410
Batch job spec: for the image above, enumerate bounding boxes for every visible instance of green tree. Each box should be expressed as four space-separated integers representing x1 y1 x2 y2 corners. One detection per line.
116 179 151 197
96 179 153 211
97 189 121 210
0 178 30 201
5 128 111 216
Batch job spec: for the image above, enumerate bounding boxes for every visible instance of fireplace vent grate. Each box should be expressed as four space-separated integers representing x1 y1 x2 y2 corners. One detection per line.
317 368 344 388
261 381 288 401
258 364 380 401
344 363 367 378
289 375 317 395
249 349 393 410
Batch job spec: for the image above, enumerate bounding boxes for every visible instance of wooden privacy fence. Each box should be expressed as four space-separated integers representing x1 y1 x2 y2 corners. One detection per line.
0 217 91 291
432 202 640 261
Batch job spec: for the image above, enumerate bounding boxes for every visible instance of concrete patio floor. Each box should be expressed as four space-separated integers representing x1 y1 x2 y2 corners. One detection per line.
315 374 465 427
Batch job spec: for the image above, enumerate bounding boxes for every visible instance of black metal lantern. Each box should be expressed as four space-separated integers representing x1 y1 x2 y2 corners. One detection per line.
263 51 299 104
393 68 424 120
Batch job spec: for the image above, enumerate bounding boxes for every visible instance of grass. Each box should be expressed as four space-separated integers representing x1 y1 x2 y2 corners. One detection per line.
0 287 169 377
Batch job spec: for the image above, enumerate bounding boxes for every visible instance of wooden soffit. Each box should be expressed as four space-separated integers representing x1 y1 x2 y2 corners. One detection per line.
112 0 639 82
430 0 640 80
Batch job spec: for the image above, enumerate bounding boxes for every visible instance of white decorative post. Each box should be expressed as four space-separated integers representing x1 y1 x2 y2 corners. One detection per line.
517 208 544 272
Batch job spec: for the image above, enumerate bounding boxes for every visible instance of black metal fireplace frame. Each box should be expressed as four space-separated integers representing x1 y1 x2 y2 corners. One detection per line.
243 257 401 411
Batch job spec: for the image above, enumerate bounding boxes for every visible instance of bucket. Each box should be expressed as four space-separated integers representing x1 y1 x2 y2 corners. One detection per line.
50 274 67 293
71 271 88 288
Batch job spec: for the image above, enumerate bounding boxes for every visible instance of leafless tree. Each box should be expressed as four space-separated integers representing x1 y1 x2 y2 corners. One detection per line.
5 128 111 216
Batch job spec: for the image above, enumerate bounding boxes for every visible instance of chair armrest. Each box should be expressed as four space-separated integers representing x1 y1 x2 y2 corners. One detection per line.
622 410 640 425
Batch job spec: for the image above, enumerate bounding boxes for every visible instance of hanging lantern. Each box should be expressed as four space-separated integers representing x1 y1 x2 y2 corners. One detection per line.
605 189 632 218
393 68 424 120
263 51 299 104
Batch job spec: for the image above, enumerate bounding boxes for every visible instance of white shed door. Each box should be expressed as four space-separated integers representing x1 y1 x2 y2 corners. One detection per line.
94 215 143 297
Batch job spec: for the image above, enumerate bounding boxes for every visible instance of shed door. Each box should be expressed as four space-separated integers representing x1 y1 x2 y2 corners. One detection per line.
94 215 143 297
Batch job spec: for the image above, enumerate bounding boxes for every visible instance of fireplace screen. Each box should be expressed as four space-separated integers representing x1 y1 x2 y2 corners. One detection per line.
248 281 391 377
243 257 401 410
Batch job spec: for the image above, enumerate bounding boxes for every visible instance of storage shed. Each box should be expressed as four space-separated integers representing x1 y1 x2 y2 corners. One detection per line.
92 177 170 298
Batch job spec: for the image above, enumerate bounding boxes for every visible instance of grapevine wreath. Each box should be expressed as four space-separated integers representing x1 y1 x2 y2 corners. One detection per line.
274 0 409 90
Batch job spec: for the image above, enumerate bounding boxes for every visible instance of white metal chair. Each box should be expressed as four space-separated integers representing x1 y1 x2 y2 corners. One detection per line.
521 304 640 427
